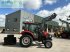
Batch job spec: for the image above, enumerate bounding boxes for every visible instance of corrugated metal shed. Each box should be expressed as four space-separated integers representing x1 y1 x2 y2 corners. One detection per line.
5 10 43 34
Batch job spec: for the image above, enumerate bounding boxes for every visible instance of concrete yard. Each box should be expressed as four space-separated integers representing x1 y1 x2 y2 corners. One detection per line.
0 34 70 52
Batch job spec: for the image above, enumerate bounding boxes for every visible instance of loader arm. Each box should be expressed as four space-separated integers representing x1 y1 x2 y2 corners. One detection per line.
59 19 70 30
41 13 57 30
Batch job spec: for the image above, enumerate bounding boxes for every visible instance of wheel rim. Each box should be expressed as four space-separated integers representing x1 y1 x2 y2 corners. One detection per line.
22 37 30 45
46 42 51 48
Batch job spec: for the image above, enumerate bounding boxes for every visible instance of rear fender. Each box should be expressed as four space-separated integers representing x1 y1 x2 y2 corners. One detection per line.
20 31 35 40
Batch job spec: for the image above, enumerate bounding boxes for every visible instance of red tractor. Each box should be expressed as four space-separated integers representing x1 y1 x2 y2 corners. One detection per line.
19 13 57 48
19 22 52 48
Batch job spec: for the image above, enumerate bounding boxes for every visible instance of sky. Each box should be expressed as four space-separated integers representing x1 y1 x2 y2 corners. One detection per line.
0 0 70 27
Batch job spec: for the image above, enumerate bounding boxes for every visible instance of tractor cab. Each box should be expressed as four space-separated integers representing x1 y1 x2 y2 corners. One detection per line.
22 22 50 40
22 22 41 33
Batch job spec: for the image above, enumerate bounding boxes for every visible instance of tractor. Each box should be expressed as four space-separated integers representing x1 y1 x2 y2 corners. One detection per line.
58 19 70 38
19 13 57 48
54 17 70 39
54 27 63 37
19 22 52 48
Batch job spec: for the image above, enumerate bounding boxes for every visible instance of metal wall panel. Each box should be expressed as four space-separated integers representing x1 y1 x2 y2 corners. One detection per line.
5 10 21 34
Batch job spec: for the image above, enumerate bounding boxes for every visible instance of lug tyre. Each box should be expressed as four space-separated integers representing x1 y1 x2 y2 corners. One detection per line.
19 35 33 47
44 41 52 48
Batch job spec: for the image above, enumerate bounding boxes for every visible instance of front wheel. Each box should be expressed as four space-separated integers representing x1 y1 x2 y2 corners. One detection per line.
44 41 52 48
19 35 33 47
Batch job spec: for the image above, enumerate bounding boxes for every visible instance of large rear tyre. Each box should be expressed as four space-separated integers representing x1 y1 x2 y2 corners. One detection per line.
44 41 52 48
19 35 33 47
61 34 67 38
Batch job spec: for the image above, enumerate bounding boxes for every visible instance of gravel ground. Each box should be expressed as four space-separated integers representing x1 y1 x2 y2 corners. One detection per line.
0 34 70 52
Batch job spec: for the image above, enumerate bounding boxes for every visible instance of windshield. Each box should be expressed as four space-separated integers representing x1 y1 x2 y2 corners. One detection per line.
23 23 38 32
29 25 37 32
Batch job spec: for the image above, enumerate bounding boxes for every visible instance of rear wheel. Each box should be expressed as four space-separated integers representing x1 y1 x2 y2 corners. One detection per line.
44 41 52 48
19 35 33 47
61 33 67 38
